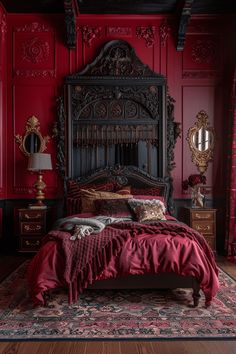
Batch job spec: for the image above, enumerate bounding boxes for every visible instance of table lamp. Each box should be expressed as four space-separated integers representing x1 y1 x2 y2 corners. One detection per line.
28 153 52 207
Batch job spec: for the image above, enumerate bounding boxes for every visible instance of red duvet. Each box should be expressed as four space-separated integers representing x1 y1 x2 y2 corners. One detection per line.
27 219 219 307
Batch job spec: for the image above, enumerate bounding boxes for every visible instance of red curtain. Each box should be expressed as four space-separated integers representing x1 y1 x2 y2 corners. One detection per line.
226 69 236 260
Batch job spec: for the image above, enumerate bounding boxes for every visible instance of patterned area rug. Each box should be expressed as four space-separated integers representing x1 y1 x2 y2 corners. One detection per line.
0 261 236 340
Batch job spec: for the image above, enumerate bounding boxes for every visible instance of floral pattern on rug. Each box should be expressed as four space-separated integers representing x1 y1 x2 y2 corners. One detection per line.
0 262 236 339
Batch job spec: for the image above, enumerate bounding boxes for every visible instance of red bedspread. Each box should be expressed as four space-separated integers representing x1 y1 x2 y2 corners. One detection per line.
27 220 219 306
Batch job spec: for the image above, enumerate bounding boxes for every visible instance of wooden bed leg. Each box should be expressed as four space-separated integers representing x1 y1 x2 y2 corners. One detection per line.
192 287 201 307
43 290 52 307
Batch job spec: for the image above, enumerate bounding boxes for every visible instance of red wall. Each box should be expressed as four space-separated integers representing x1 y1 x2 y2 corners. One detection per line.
0 11 235 201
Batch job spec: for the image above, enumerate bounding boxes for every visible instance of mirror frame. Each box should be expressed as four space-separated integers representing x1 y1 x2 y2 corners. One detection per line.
187 110 214 174
15 116 50 157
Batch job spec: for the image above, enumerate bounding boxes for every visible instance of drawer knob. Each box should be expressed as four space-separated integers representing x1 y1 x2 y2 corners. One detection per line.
196 225 210 231
24 213 41 219
24 225 42 231
25 240 40 246
195 213 211 219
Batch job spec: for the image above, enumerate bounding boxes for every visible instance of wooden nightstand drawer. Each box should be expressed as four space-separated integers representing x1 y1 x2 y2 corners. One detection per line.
20 236 42 252
192 221 214 235
19 210 45 221
20 222 45 235
191 211 214 221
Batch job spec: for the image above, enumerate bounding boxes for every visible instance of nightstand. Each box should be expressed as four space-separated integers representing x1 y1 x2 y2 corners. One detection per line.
182 207 217 252
17 208 49 252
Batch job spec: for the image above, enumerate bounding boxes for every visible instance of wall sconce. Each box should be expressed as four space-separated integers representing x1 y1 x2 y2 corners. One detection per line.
28 153 52 208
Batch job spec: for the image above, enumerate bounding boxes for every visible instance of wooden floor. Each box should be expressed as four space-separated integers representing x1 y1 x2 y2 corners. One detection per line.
0 257 235 354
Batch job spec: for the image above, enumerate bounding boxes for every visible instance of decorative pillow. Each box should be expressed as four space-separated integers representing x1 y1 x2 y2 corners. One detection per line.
116 186 131 195
94 198 133 217
67 180 115 198
134 195 165 203
80 189 132 213
66 180 116 214
128 198 166 214
134 204 166 222
131 187 162 196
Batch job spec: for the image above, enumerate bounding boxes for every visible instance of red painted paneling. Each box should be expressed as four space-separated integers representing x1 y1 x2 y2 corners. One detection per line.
1 12 235 201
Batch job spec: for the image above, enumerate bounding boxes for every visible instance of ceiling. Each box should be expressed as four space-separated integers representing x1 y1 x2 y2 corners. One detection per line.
1 0 236 14
1 0 235 51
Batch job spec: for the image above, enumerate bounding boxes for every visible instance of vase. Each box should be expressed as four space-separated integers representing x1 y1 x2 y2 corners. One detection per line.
191 186 204 208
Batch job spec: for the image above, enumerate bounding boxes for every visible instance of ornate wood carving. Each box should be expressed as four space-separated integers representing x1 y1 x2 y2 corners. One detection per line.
21 37 49 64
159 20 170 47
72 164 173 213
14 22 50 32
67 40 161 78
177 0 194 51
53 96 66 179
107 27 132 37
191 39 216 64
81 26 102 47
71 85 160 121
14 69 55 78
136 26 155 48
64 0 76 49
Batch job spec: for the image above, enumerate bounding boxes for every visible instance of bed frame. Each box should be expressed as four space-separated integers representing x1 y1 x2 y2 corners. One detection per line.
54 40 200 306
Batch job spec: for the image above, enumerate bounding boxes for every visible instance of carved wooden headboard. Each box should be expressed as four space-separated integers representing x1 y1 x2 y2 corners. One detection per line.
54 40 180 212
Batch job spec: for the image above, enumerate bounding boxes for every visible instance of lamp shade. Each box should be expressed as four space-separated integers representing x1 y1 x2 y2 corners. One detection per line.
28 153 52 171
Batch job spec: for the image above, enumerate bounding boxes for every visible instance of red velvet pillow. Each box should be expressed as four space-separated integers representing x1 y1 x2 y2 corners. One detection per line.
131 187 162 196
94 198 133 217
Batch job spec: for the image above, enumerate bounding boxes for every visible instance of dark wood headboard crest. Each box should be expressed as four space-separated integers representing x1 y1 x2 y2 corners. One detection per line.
66 40 162 79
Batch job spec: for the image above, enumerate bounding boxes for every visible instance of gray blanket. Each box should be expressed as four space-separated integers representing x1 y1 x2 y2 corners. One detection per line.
53 215 132 240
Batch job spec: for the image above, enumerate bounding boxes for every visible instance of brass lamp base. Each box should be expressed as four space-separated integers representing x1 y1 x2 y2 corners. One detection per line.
33 172 46 206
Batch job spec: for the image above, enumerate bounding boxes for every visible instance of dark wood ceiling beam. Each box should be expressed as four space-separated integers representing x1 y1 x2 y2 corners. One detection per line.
64 0 77 49
176 0 194 51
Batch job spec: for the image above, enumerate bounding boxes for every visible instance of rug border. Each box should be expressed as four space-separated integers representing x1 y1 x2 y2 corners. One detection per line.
0 336 236 343
1 262 236 342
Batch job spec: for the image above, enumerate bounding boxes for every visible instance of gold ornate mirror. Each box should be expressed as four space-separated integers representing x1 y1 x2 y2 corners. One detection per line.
187 110 214 174
15 116 50 157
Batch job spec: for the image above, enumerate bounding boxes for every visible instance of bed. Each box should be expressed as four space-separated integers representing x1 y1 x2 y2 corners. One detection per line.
27 40 219 307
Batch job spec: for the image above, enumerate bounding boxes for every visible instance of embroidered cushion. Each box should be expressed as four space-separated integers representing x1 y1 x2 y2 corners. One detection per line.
134 204 166 222
94 198 133 217
80 189 132 213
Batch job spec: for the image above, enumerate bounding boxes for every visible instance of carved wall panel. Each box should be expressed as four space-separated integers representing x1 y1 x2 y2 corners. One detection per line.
183 34 219 71
107 26 132 37
13 23 55 77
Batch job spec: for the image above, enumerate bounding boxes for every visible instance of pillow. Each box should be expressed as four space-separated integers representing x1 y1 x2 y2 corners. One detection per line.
116 186 131 195
134 204 166 222
134 195 165 203
80 189 132 213
94 198 133 217
128 198 166 214
67 180 115 198
131 187 162 196
66 180 115 214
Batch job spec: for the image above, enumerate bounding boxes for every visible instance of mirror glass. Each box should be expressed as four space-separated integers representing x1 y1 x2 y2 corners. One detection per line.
24 133 41 154
192 128 213 152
